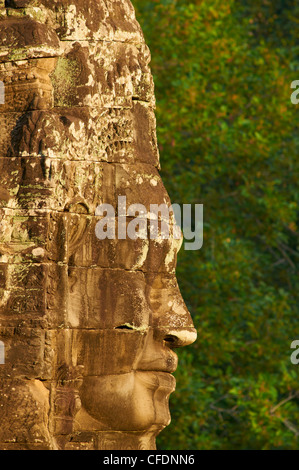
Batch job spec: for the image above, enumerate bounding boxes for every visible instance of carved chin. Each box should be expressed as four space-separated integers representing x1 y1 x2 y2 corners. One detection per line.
78 371 176 432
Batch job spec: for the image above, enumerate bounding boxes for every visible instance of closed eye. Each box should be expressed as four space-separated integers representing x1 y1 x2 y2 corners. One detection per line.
115 324 135 330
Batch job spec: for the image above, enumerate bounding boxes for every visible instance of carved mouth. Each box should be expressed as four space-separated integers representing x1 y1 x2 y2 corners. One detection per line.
137 350 179 374
135 370 176 393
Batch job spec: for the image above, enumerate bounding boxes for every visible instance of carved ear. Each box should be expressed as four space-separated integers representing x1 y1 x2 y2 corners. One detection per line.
65 202 90 258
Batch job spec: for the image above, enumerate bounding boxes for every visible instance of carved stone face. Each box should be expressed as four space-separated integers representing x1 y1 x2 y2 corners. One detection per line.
66 193 197 438
0 0 196 450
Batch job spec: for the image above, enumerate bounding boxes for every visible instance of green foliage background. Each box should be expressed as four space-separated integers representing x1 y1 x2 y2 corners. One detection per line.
132 0 299 450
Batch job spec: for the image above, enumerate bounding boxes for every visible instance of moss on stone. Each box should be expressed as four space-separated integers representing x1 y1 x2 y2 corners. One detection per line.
50 57 81 107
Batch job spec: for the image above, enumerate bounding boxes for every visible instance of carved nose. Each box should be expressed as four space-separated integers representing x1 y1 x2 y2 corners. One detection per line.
150 274 197 349
155 326 197 349
163 327 197 348
152 281 197 349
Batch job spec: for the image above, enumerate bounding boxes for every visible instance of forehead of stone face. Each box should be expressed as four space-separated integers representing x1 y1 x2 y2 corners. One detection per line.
0 1 149 98
0 2 156 156
0 16 59 61
2 0 144 42
49 41 154 108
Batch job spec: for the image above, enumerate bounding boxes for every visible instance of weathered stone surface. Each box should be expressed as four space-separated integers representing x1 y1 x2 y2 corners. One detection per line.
66 268 151 328
0 0 197 451
1 1 143 44
0 104 159 165
51 42 154 108
0 327 53 378
0 59 56 112
0 17 60 61
0 378 52 446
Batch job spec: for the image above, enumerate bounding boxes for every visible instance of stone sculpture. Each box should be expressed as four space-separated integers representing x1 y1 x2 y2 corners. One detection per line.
0 0 197 450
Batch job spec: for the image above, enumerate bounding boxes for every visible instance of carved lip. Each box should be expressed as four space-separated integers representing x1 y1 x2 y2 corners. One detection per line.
137 350 178 374
135 370 176 393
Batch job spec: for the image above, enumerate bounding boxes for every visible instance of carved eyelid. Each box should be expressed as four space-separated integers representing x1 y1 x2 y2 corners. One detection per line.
115 324 134 330
114 324 147 332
